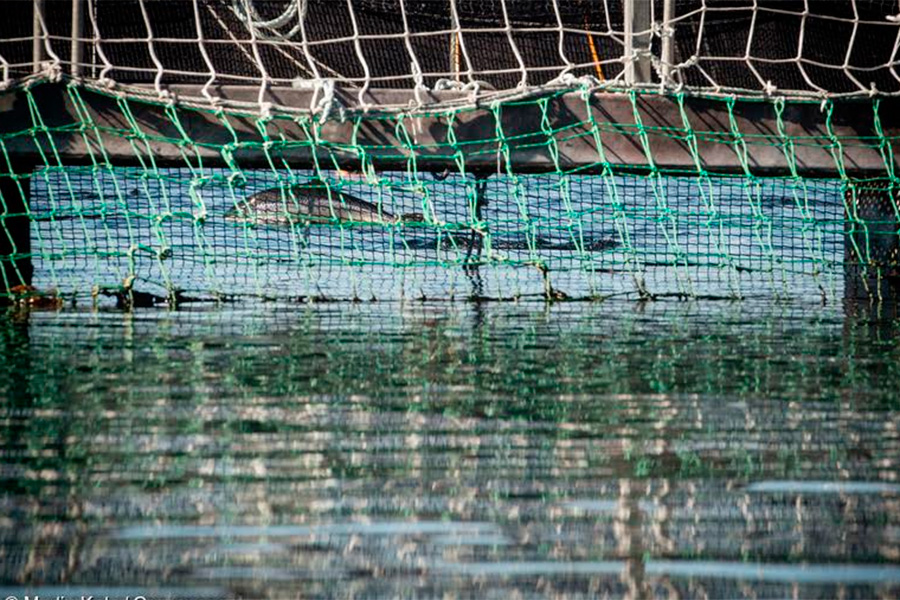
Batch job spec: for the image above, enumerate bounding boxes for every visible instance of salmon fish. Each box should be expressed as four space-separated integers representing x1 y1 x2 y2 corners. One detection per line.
226 180 423 225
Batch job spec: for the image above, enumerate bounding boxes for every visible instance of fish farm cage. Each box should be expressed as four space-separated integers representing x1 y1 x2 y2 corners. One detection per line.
3 0 900 306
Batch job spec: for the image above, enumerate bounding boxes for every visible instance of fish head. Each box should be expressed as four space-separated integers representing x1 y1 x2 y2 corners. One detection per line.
399 212 427 224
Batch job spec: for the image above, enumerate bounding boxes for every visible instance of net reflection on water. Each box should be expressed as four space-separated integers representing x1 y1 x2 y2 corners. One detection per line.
0 301 899 598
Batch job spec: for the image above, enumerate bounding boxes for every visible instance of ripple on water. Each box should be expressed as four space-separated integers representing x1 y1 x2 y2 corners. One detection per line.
1 302 899 598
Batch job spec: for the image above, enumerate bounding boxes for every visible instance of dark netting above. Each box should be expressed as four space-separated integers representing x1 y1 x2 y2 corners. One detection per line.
4 0 900 108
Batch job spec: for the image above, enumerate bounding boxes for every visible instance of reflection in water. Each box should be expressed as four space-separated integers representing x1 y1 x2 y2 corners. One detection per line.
1 301 899 598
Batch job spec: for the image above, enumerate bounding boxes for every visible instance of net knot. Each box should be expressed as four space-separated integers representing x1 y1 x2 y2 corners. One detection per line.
97 76 116 90
548 72 600 90
433 78 468 92
293 77 336 123
156 88 176 105
433 79 491 104
651 21 675 39
226 171 247 189
410 61 428 108
39 60 62 84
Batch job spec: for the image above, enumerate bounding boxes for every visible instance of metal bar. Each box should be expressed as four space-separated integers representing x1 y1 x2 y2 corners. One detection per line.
624 0 652 84
32 0 45 73
661 0 675 83
71 0 84 77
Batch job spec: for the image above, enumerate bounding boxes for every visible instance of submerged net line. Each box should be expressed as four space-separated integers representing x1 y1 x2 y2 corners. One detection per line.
0 82 897 304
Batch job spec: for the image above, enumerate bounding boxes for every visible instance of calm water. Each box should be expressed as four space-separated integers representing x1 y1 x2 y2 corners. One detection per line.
1 300 899 599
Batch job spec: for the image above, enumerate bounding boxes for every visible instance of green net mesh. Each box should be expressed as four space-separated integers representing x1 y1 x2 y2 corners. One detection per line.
1 82 899 305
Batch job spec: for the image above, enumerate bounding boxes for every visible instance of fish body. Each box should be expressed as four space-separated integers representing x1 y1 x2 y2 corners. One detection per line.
227 181 421 225
402 231 616 252
226 181 616 252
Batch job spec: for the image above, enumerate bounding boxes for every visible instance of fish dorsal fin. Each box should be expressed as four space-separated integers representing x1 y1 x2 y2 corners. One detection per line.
289 178 334 199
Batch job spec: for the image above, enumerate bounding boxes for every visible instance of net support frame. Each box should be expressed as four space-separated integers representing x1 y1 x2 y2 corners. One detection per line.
31 0 44 74
624 0 653 85
0 82 894 177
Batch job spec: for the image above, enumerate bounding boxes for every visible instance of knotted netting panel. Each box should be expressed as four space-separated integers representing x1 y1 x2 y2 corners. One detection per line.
7 0 900 102
1 1 900 304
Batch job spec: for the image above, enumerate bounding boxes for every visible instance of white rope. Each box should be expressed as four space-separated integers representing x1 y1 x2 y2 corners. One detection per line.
449 0 475 88
499 0 528 89
85 0 115 88
885 0 900 89
345 0 372 110
206 1 339 83
293 76 337 123
841 0 868 95
227 0 271 114
228 0 307 41
399 0 428 107
191 0 219 104
137 0 171 101
550 0 573 81
0 55 10 91
32 2 63 84
794 0 829 97
13 0 900 113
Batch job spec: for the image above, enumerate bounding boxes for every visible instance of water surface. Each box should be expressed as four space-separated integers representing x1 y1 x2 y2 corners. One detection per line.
1 300 899 598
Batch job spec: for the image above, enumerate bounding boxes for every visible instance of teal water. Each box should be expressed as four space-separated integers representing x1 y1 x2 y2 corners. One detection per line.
1 300 899 599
